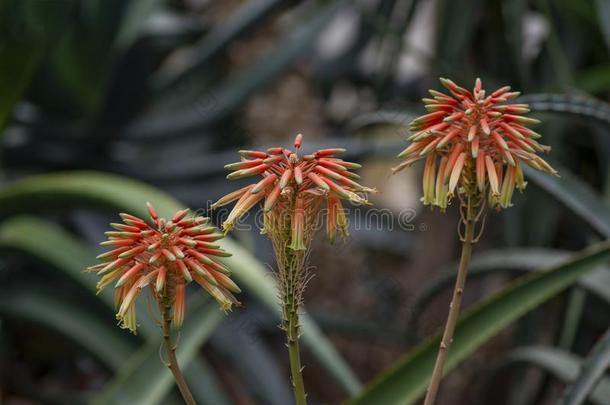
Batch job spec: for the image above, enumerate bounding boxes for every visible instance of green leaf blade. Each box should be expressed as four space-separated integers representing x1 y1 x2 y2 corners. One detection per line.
349 241 610 405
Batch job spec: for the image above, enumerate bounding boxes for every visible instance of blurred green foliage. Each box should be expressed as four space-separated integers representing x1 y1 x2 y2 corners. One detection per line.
0 0 609 404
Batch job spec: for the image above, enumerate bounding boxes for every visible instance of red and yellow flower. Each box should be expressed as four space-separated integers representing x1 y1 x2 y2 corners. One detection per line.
87 203 240 333
394 78 558 209
212 134 375 246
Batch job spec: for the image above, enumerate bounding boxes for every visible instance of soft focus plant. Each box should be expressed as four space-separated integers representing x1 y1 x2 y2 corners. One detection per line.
87 203 240 405
214 134 375 405
394 78 558 405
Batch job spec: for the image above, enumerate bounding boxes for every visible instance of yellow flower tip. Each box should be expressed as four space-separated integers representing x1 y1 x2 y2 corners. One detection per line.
222 221 234 235
228 283 242 294
288 241 307 251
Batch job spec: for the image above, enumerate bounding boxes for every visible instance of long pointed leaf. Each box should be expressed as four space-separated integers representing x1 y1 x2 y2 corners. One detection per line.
92 297 222 404
349 241 610 405
0 0 74 131
505 346 610 405
126 0 348 138
0 288 133 370
523 163 610 238
560 328 610 405
0 171 361 394
156 0 285 91
408 249 610 337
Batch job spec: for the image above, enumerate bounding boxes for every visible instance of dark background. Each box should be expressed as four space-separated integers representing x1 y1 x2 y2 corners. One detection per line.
1 1 609 404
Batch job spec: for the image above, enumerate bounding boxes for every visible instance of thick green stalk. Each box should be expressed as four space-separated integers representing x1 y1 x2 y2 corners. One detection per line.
282 246 307 405
286 296 307 405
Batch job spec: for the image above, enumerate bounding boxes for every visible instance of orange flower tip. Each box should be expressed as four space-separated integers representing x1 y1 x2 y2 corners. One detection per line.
238 150 268 159
315 148 346 157
342 161 362 169
194 268 218 286
263 156 281 164
267 147 284 154
491 85 511 97
172 209 190 222
294 133 303 149
182 272 193 284
467 126 476 141
407 131 426 142
481 120 491 135
171 247 185 259
442 112 463 123
162 249 176 261
508 115 540 125
118 249 141 259
146 202 158 219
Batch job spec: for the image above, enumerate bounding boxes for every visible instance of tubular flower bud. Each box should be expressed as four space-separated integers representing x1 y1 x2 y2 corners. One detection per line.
213 134 376 246
394 78 558 210
86 203 240 333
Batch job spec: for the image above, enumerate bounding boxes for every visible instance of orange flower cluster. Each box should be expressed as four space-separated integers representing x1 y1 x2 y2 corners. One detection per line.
87 203 240 333
394 78 558 209
213 134 375 246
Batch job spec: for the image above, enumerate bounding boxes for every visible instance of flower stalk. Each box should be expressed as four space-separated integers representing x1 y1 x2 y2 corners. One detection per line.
394 78 558 404
265 191 312 404
159 297 197 405
423 188 477 405
214 134 374 404
282 244 308 405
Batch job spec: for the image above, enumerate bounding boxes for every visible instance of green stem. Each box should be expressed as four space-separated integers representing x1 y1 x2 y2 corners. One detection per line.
286 299 307 405
281 241 307 405
161 302 197 405
423 193 476 405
